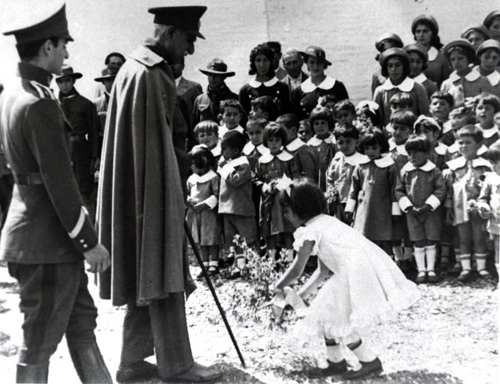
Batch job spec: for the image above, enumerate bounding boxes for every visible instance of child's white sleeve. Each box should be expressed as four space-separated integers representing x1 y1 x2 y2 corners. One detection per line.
293 226 320 255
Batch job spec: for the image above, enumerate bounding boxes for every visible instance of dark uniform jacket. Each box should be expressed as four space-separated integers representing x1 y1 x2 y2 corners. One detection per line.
0 63 97 264
177 76 202 130
192 84 238 126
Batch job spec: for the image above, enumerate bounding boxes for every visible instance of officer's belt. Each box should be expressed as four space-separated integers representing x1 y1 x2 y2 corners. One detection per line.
13 172 43 185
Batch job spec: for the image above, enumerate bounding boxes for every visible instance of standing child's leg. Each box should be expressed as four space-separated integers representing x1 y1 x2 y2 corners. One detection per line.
198 245 210 278
305 338 347 378
282 233 294 262
456 223 473 281
342 336 383 380
208 245 220 276
414 244 426 284
425 242 438 283
471 212 489 277
267 235 278 262
494 235 499 278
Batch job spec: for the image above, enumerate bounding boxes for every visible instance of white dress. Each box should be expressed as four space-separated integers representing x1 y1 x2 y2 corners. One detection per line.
293 214 419 341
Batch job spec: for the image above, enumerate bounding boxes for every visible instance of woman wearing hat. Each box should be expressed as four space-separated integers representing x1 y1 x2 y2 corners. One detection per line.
239 43 291 117
404 43 438 99
440 39 491 108
483 10 500 43
293 46 349 120
411 14 451 87
371 33 404 96
373 48 430 127
475 39 500 98
461 24 491 51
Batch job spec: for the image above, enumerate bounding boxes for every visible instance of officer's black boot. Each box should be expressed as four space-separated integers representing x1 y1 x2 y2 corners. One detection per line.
16 362 49 383
68 342 113 383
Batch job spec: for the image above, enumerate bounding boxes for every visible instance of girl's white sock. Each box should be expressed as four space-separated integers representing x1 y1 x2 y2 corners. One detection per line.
460 257 472 271
392 244 403 261
351 340 377 363
414 247 426 272
475 254 487 271
403 247 413 260
326 344 344 363
425 245 437 272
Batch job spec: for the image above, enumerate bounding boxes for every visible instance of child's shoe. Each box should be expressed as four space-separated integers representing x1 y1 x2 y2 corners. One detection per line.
427 270 439 283
220 252 235 269
477 269 491 278
207 266 219 276
416 271 427 284
450 262 462 275
305 359 348 378
342 358 383 380
458 269 472 282
228 256 246 279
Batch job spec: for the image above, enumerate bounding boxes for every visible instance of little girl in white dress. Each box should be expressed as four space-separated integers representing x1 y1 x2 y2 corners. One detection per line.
273 177 420 380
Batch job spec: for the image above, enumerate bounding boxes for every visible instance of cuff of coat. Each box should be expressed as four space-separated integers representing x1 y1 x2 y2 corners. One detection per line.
425 194 441 211
202 195 218 209
345 198 356 213
398 196 413 212
392 202 402 216
218 164 235 179
68 207 98 253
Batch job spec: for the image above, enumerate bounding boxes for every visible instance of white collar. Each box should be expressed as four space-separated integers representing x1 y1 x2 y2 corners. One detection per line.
442 120 452 135
175 76 182 87
286 137 306 151
243 142 269 156
389 138 409 156
259 150 294 164
402 160 436 172
188 169 218 184
412 73 428 84
211 143 221 157
307 134 336 146
428 46 439 62
448 141 459 153
300 76 336 93
224 126 244 134
227 156 249 167
485 172 500 186
485 70 500 86
374 154 395 168
334 151 369 166
434 142 448 155
449 70 481 83
381 77 414 92
248 76 279 88
446 156 491 171
479 125 498 139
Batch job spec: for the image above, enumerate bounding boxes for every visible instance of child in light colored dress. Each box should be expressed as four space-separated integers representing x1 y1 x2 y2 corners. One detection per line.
273 178 419 380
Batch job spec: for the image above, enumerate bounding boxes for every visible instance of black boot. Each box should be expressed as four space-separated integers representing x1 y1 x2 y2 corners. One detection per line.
68 342 113 383
16 362 49 383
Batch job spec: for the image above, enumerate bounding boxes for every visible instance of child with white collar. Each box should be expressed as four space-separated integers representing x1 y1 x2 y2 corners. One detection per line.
218 131 258 278
326 124 368 223
440 40 491 109
345 129 401 255
474 93 500 147
444 125 492 282
307 106 337 191
414 115 448 170
194 121 221 165
255 123 298 263
396 135 447 283
186 146 222 278
277 113 316 181
475 40 500 99
445 107 482 161
217 99 246 139
430 91 455 146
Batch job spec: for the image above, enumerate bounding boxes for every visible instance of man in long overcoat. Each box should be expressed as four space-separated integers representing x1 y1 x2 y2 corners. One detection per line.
96 6 222 383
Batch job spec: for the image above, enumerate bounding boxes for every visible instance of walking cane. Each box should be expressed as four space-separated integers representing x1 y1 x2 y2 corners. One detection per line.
184 221 247 369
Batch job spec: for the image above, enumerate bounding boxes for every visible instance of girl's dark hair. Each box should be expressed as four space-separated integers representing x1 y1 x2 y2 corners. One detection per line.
309 106 335 131
356 101 383 128
278 178 327 221
390 92 414 109
104 52 126 65
474 92 500 113
381 54 410 78
333 99 356 115
358 128 390 153
189 145 216 169
276 113 300 130
219 99 246 116
414 116 441 135
404 134 432 153
249 44 275 77
430 91 454 108
390 110 417 128
252 96 279 121
221 131 247 152
194 120 219 137
413 20 443 49
263 122 288 146
246 117 268 131
446 46 476 64
483 140 500 163
457 125 484 143
333 124 359 140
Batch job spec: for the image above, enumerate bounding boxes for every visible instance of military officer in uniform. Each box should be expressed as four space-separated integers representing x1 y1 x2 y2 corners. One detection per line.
0 3 112 383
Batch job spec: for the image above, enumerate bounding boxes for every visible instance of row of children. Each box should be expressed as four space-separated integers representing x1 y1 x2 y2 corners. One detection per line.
185 87 500 283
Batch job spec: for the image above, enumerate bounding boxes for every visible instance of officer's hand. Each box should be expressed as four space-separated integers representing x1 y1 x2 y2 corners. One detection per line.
84 243 111 273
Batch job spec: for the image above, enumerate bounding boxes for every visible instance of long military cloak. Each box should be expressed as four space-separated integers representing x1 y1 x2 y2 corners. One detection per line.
97 42 186 306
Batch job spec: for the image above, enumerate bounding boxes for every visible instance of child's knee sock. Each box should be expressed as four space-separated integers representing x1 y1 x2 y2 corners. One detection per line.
235 254 246 269
475 253 487 271
403 246 413 261
457 254 472 271
414 247 426 272
325 338 344 363
285 249 294 262
268 249 277 262
392 244 403 261
425 245 437 272
348 339 376 363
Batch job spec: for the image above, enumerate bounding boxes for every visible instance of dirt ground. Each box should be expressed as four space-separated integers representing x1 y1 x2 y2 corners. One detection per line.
0 259 498 384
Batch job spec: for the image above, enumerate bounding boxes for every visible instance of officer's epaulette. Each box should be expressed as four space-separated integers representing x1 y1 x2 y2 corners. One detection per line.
29 80 56 100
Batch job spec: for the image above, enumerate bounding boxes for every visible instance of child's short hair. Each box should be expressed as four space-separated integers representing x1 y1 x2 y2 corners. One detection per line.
483 140 500 163
404 134 432 153
380 48 411 78
263 122 288 146
390 110 417 128
278 178 327 221
221 131 246 152
252 96 279 122
430 91 454 109
356 100 382 128
449 107 476 130
249 44 275 77
333 99 356 116
194 120 219 137
189 144 216 169
358 128 390 153
276 113 299 130
414 115 441 135
319 94 340 108
457 125 484 143
474 92 500 113
219 99 245 116
309 106 335 131
246 117 268 131
333 124 359 140
390 92 414 109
